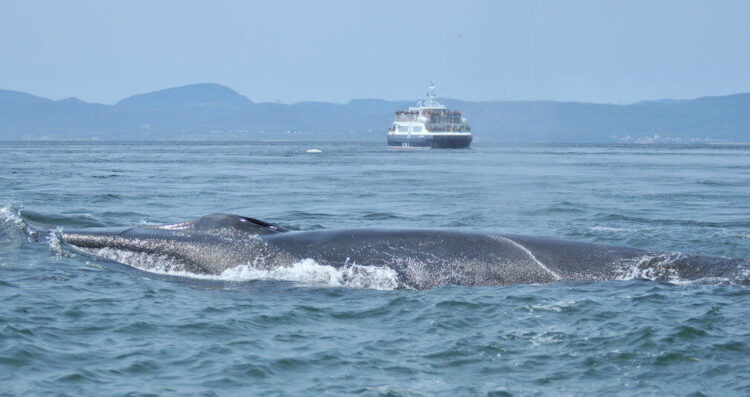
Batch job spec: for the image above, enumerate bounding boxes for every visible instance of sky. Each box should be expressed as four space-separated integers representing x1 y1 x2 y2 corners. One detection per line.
2 0 750 104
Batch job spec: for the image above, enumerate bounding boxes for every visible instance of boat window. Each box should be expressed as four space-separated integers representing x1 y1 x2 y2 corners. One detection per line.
413 126 422 132
397 125 409 132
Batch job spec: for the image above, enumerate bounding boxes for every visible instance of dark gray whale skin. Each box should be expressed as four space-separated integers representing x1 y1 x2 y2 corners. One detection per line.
61 213 749 288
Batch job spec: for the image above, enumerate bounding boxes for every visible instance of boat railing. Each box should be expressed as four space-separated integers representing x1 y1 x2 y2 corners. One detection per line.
395 114 420 122
425 124 471 132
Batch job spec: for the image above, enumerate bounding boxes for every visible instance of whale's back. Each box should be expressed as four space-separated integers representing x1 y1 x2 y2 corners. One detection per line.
145 213 288 235
60 213 750 287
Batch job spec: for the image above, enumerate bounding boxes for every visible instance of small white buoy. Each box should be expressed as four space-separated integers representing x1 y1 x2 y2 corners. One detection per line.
306 149 322 153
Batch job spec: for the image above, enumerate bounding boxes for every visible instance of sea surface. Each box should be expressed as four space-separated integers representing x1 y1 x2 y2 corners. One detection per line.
1 141 749 395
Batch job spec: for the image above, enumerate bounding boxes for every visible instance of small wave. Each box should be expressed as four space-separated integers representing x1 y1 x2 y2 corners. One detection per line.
305 149 322 153
361 212 405 221
0 204 38 241
589 226 632 233
1 205 27 231
526 201 587 215
70 245 401 290
595 213 750 228
17 209 106 228
696 179 736 186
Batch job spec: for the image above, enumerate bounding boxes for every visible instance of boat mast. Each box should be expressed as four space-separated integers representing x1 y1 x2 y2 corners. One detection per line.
422 82 444 109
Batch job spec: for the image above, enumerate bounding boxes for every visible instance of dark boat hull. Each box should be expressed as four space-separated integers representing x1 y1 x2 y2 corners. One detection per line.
387 134 472 149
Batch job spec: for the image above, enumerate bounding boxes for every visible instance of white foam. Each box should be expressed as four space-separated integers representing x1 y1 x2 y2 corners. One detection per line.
306 149 322 153
72 246 401 290
614 253 737 286
616 254 681 281
47 227 65 258
0 204 38 241
0 205 24 228
221 258 401 289
1 205 28 233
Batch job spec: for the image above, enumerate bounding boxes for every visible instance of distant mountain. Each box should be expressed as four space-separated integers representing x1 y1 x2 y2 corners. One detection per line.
115 83 253 110
0 89 52 107
1 84 749 142
57 97 88 104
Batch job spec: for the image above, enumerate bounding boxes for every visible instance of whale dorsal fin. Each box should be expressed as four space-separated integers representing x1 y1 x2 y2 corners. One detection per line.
149 213 288 235
235 215 288 233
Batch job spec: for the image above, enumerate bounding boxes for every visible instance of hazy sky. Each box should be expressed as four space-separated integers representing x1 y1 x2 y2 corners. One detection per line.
2 0 750 104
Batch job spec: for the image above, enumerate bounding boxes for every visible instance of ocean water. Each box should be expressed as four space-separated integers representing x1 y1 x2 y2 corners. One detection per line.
1 141 749 395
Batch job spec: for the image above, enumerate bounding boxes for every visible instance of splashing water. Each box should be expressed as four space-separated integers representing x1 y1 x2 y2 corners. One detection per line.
69 243 401 289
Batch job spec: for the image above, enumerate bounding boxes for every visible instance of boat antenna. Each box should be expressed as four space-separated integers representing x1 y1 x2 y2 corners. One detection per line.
423 82 444 109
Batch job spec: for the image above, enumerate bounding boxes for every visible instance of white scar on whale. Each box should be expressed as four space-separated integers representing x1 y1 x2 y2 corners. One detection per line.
494 236 561 280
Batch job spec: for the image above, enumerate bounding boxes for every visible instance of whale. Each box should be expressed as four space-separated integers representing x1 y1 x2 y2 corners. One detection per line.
60 213 750 288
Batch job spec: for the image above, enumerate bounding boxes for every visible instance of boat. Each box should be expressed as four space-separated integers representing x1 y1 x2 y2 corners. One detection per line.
387 84 472 149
